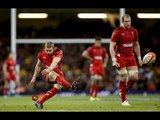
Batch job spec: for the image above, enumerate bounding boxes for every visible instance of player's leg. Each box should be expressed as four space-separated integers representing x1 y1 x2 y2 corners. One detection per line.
48 71 70 87
89 77 97 101
36 83 62 109
116 56 130 106
3 79 9 98
34 72 62 109
9 80 16 95
8 74 17 96
48 70 79 91
11 74 19 96
14 79 21 97
89 74 102 101
89 65 97 101
126 66 139 93
126 56 139 93
14 74 21 97
118 68 130 105
95 67 105 101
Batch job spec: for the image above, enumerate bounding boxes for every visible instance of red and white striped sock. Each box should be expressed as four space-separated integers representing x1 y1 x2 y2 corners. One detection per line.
55 76 70 87
119 80 126 102
39 88 58 104
126 79 135 93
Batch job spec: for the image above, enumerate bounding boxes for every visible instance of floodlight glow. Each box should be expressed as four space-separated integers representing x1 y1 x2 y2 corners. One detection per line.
77 13 107 19
137 13 160 19
18 13 48 19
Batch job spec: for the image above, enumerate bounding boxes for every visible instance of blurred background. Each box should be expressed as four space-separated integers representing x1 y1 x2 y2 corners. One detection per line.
0 8 160 96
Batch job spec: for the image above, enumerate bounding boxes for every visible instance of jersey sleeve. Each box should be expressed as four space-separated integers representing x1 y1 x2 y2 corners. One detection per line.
86 47 92 55
54 49 63 59
111 29 119 42
38 52 43 61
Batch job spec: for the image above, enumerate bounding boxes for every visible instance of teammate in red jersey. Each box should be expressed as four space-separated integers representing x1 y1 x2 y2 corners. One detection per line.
29 42 79 109
110 14 143 106
82 37 108 101
2 52 19 98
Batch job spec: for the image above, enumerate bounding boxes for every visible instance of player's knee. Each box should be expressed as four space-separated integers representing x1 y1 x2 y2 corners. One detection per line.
120 76 128 82
118 69 127 81
48 71 56 83
54 83 62 90
118 69 127 76
128 70 139 80
10 80 16 89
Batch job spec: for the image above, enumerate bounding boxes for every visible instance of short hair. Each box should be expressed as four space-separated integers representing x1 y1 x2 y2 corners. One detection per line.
122 14 131 22
45 42 54 48
95 36 102 41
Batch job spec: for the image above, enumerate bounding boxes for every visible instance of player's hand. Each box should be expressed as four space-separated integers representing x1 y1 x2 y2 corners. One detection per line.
41 68 51 76
138 59 143 66
112 61 120 68
29 77 36 87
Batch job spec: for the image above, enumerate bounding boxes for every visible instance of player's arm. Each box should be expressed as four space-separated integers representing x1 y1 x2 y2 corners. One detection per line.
82 50 93 61
49 57 61 70
103 53 108 68
2 63 8 79
109 41 119 67
109 41 116 60
41 57 61 75
29 59 43 86
134 41 143 66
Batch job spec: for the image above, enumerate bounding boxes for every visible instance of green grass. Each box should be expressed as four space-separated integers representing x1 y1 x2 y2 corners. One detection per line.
0 94 160 112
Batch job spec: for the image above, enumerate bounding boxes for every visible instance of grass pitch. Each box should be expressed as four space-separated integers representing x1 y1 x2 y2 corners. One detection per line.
0 94 160 112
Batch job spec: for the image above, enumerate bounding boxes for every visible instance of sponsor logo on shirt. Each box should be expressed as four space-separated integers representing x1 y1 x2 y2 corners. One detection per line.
94 56 102 60
123 43 133 47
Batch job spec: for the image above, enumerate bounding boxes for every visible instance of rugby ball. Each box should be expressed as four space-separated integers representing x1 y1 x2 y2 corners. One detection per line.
142 52 156 65
32 94 38 101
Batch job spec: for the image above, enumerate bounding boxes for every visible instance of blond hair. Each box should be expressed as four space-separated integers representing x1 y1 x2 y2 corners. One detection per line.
45 42 54 48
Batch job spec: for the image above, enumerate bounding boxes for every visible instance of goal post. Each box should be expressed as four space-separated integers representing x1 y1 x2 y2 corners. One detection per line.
16 38 110 44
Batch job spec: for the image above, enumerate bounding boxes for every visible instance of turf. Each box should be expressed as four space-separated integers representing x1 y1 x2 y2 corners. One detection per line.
0 94 160 112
